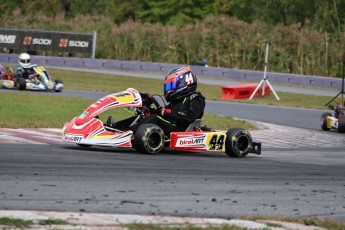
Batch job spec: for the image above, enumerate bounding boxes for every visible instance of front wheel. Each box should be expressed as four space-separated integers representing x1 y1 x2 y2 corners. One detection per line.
225 128 252 158
54 79 63 92
134 123 164 154
321 112 331 131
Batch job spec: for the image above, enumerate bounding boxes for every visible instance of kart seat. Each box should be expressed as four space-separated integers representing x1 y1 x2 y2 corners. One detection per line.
185 119 202 131
104 115 116 131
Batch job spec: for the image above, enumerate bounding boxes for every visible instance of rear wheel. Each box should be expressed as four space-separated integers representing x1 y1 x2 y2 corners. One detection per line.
134 123 164 154
225 128 252 158
77 144 91 147
17 77 26 90
321 112 331 131
338 114 345 133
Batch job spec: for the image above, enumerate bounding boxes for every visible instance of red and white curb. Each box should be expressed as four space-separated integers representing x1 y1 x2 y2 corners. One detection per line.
0 210 326 230
0 128 62 145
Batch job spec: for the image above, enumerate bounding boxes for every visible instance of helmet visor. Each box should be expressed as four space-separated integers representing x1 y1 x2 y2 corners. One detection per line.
20 58 31 64
164 81 177 94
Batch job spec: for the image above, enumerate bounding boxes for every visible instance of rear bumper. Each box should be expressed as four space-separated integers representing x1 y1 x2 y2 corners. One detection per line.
250 142 261 155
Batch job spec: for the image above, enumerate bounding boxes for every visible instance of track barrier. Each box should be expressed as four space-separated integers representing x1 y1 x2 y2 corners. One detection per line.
221 83 270 100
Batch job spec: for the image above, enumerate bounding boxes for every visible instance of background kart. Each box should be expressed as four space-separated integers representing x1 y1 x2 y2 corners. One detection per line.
0 66 15 89
321 103 345 133
62 88 261 157
0 65 63 92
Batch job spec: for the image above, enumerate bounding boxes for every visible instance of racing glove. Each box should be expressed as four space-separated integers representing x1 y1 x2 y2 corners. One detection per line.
140 92 153 100
158 106 171 116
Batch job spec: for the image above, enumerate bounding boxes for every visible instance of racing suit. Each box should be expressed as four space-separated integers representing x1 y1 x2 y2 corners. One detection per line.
16 66 33 79
334 105 345 118
135 91 206 137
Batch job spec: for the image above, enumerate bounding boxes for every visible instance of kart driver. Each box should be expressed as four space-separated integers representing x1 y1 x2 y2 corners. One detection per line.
16 53 34 80
109 66 207 137
0 64 5 79
0 64 12 80
334 103 345 118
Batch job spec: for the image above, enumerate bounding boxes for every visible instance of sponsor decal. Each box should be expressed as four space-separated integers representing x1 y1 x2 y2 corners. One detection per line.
64 134 83 142
68 40 89 48
32 38 52 45
23 37 52 45
0 34 16 44
176 136 205 147
59 38 68 47
23 36 33 45
179 138 204 145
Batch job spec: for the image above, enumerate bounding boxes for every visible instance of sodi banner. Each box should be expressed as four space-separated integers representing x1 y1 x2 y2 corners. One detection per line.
0 28 95 55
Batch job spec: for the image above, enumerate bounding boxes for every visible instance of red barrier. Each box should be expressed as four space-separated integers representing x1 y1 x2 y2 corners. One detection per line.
221 83 270 100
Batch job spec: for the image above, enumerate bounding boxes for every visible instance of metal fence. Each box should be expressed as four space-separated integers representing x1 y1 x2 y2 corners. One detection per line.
0 53 341 91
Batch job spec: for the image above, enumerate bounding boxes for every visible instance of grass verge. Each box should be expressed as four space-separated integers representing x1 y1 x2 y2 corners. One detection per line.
0 217 69 228
126 224 245 230
241 216 345 230
1 216 344 229
0 92 93 128
127 217 345 230
0 217 33 228
47 67 335 109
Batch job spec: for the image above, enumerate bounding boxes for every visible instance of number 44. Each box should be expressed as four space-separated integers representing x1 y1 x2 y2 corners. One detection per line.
209 134 225 150
185 73 194 85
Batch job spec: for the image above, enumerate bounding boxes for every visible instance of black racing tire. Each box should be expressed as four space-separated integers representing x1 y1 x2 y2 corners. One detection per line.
321 112 332 131
17 77 26 90
77 144 91 147
131 139 138 150
134 123 164 154
54 79 63 92
225 128 252 158
338 114 345 133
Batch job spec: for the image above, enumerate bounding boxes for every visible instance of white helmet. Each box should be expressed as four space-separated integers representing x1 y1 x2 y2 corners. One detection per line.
18 53 31 68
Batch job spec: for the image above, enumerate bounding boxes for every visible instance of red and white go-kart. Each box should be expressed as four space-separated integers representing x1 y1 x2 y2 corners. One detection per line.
62 88 261 157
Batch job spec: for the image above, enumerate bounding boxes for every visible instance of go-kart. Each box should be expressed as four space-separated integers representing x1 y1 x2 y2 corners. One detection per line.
321 103 345 133
0 66 15 89
18 65 64 92
62 88 261 157
1 65 63 92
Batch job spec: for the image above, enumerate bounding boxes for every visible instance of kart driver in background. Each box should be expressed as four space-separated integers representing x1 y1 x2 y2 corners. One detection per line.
16 53 34 79
0 64 5 79
109 66 208 137
0 64 12 80
334 103 345 118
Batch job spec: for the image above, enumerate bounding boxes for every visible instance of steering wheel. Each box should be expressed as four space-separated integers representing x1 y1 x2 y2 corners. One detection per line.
140 92 161 108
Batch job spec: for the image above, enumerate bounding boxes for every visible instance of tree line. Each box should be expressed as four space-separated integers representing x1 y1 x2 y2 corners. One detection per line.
1 0 344 32
1 0 344 77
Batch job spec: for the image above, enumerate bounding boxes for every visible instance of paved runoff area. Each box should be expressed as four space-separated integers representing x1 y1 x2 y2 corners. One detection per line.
0 122 344 148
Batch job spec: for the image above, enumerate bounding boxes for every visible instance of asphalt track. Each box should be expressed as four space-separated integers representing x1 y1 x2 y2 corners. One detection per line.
1 142 344 221
1 69 345 222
